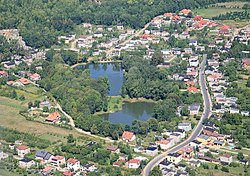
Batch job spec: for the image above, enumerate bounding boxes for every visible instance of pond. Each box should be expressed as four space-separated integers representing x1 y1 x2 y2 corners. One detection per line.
101 102 155 125
76 63 123 96
76 63 155 125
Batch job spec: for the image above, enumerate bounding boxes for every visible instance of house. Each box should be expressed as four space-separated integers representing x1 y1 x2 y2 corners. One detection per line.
19 158 36 168
241 111 249 116
0 150 8 160
155 139 173 150
51 155 66 168
117 24 124 30
45 112 61 123
82 163 97 172
122 131 136 142
189 140 202 148
159 160 174 170
166 153 182 164
67 158 81 171
169 133 182 144
242 58 250 69
0 71 8 77
145 146 158 156
189 160 201 167
63 171 75 176
93 32 103 38
41 166 53 176
35 150 53 163
179 9 192 16
16 145 30 158
196 134 210 145
178 146 194 159
178 122 192 132
4 62 15 69
220 154 233 164
128 159 140 169
189 103 200 115
187 86 199 93
29 73 41 81
16 77 31 86
106 145 120 153
40 101 51 109
174 129 186 139
177 164 187 172
189 39 198 46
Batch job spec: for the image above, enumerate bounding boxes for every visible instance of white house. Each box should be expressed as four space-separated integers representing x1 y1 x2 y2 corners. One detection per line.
16 145 30 158
82 163 97 172
145 146 158 156
128 159 140 169
67 158 81 171
122 131 136 142
189 140 202 148
220 154 233 164
166 153 182 164
51 155 65 168
189 39 198 46
159 160 174 170
155 139 173 150
19 158 36 168
178 122 192 132
189 103 200 115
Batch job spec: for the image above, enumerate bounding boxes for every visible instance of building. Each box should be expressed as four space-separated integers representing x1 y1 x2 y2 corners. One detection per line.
145 146 158 156
63 171 75 176
155 139 173 150
189 103 200 115
0 150 8 160
106 145 120 153
19 158 36 168
166 153 182 164
128 159 140 169
159 160 174 170
29 73 41 81
196 134 210 145
242 58 250 69
41 166 53 176
35 150 53 163
67 158 81 171
220 154 233 164
16 145 30 158
122 131 136 142
0 71 8 77
45 112 61 123
51 155 66 168
82 163 97 172
178 122 192 132
189 140 202 148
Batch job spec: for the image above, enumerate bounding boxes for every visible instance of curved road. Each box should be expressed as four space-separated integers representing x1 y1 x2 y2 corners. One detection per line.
143 54 212 175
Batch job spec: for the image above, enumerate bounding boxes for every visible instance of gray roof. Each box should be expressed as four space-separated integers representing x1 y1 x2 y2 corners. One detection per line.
198 134 209 140
35 150 52 160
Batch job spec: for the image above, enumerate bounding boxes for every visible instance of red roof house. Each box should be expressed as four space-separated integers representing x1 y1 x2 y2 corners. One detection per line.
45 112 61 123
122 131 136 142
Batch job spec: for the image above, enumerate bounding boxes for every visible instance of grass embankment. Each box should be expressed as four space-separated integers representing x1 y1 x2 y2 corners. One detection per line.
0 96 100 144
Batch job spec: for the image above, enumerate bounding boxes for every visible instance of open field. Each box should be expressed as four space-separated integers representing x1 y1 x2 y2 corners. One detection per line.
0 169 20 176
0 96 99 143
218 20 250 29
212 1 250 8
193 8 245 18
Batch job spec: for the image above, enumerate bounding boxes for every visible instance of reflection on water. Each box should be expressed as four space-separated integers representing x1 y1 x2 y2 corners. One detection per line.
76 63 124 96
101 102 155 125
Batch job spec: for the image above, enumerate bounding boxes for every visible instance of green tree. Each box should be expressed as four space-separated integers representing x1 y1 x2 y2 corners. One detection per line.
237 152 244 161
149 166 162 176
67 134 75 143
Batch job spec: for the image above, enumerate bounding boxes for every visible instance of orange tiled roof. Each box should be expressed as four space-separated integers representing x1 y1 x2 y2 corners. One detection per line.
17 77 30 85
67 158 79 164
17 145 29 150
45 112 61 122
122 131 135 141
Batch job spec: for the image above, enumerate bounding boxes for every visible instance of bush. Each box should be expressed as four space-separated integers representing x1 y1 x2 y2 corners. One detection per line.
221 166 229 173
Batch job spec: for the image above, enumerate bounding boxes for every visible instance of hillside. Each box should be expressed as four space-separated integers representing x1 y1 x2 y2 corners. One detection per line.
0 0 230 48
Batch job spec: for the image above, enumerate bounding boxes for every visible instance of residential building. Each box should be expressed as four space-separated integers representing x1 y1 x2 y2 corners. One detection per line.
159 160 174 170
45 112 61 123
189 140 202 148
145 146 158 156
189 103 200 115
82 163 97 172
106 145 120 153
51 155 66 168
178 122 192 132
166 153 182 164
155 139 173 150
122 131 136 142
67 158 81 171
19 158 36 168
35 150 53 163
220 154 233 164
128 159 140 169
16 145 30 158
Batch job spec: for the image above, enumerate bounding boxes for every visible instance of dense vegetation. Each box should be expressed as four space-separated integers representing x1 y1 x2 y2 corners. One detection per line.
0 127 51 148
213 11 250 20
0 0 230 48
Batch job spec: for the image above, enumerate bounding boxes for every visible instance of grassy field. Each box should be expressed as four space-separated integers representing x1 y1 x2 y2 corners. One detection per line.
0 96 99 144
0 169 20 176
218 20 250 28
193 8 245 18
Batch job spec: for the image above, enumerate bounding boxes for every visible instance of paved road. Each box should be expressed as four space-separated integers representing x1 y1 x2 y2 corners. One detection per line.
143 54 212 175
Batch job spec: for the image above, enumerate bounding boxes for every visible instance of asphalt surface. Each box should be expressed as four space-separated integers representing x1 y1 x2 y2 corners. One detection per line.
143 54 212 175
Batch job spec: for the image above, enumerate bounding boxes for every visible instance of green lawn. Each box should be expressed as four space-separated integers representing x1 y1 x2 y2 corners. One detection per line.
0 169 20 176
193 8 245 18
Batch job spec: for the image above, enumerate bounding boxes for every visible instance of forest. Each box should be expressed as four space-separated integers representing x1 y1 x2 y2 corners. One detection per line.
0 0 230 48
